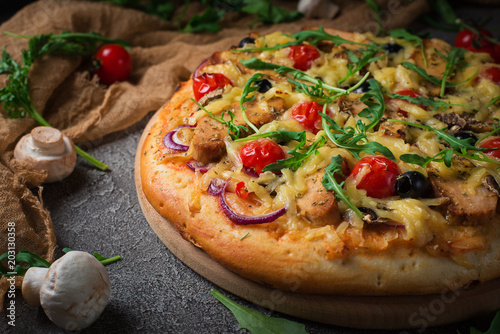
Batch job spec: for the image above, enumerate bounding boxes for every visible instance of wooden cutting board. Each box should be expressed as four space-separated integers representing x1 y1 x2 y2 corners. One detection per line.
135 111 500 330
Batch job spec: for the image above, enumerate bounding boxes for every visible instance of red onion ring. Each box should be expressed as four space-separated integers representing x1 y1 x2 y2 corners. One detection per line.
218 178 287 225
192 58 208 80
186 160 212 173
208 178 225 196
242 166 259 177
163 125 194 151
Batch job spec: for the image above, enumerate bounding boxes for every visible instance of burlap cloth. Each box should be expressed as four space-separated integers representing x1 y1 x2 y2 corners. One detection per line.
0 0 428 309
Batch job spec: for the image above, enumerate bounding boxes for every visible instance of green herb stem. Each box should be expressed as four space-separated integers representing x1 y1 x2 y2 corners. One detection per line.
98 255 122 266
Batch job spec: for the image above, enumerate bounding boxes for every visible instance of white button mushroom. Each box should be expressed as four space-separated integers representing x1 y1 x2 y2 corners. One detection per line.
14 126 76 183
22 251 111 331
297 0 340 19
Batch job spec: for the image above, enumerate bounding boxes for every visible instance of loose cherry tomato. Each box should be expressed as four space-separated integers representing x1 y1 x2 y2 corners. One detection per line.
193 73 232 101
480 66 500 85
478 137 500 160
235 181 250 198
291 101 323 133
288 45 320 71
455 29 497 62
392 89 426 117
94 44 132 85
349 155 400 198
455 29 493 49
239 138 285 174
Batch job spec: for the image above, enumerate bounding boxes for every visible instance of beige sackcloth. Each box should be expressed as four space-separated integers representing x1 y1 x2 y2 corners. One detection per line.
0 0 428 308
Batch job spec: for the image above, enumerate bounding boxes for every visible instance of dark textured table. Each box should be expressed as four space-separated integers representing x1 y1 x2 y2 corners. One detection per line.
2 2 500 334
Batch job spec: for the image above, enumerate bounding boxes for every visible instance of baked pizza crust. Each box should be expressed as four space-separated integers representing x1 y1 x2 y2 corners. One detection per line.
140 29 500 295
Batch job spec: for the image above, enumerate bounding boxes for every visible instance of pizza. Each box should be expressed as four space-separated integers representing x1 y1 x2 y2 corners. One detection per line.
139 27 500 295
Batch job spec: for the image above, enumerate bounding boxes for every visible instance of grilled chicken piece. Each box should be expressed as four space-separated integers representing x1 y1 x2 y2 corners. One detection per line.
296 171 341 226
191 116 228 164
378 119 408 140
429 176 497 225
337 95 367 116
191 97 286 164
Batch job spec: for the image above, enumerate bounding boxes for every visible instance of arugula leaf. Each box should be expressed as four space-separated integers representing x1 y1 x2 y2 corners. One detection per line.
235 130 306 143
470 311 500 334
365 0 384 36
338 48 382 85
389 29 428 67
242 0 302 28
388 119 500 167
264 135 326 172
192 99 249 140
485 96 500 109
240 73 265 133
322 155 363 217
236 26 382 53
385 91 478 111
358 79 385 130
0 250 51 277
435 47 467 97
0 31 129 171
321 113 395 160
181 7 224 33
211 289 308 334
402 57 475 97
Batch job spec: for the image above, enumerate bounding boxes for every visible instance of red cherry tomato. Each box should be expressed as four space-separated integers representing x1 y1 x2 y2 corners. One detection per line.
349 156 400 198
239 138 285 174
288 45 320 71
291 101 324 133
193 73 232 101
493 45 500 63
392 89 426 117
94 44 132 85
480 66 500 85
478 137 500 160
235 182 250 198
455 29 493 49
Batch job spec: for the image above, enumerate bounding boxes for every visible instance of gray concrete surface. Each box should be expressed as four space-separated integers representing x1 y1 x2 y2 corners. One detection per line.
2 2 500 334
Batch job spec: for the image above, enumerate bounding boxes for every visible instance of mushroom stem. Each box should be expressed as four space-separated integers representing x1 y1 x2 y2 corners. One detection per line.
22 267 49 307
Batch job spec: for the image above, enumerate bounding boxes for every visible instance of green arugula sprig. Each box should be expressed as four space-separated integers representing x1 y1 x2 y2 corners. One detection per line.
239 73 266 133
236 26 383 53
240 57 370 101
389 29 428 67
358 78 386 131
211 289 308 334
485 96 500 109
339 48 382 85
192 99 248 140
322 155 363 217
0 31 131 170
385 91 478 111
388 119 500 167
0 249 121 278
365 0 385 36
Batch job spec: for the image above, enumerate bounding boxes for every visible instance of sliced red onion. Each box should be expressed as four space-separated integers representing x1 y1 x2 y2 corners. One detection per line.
208 178 225 196
218 178 287 225
163 125 194 151
193 58 208 80
186 160 212 173
242 165 259 177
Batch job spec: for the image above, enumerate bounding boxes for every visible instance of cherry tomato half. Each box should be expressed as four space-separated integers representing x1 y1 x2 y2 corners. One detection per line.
236 181 250 199
239 138 285 174
291 101 323 133
288 45 320 71
478 137 500 160
193 73 232 101
480 66 500 85
392 89 426 117
94 44 132 85
349 156 400 198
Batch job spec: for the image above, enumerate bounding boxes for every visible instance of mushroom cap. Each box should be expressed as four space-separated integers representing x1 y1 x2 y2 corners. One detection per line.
14 126 76 183
40 251 111 331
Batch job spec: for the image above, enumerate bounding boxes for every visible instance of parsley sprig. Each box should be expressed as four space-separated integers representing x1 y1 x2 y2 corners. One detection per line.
0 31 130 170
388 119 500 167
